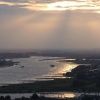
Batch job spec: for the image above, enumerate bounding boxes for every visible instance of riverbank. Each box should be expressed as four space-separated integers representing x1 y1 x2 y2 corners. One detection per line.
0 78 73 93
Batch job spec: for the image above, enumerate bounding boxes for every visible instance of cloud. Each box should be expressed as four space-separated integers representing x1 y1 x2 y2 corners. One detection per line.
0 0 100 12
0 0 100 50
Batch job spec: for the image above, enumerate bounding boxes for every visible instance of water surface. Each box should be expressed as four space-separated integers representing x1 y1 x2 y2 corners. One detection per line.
0 56 78 85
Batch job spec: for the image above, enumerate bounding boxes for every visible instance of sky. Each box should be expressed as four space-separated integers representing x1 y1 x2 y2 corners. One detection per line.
0 0 100 51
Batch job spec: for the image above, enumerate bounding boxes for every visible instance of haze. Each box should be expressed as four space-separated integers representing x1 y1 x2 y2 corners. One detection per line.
0 0 100 51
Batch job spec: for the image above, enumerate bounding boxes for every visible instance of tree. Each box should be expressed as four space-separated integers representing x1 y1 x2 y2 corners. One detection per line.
21 96 26 100
31 93 39 100
76 72 87 80
0 96 5 100
5 95 11 100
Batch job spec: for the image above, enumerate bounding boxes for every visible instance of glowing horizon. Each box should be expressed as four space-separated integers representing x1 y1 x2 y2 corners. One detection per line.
0 0 100 13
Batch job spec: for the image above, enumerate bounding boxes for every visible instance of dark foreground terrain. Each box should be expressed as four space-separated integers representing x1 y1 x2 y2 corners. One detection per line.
1 93 100 100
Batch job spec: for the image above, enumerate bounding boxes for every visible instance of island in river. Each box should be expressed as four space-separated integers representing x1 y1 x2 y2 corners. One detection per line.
0 59 19 67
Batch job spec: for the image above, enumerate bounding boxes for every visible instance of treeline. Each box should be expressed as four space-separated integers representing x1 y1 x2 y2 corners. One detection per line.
65 64 100 92
0 95 11 100
0 93 39 100
1 50 100 58
0 93 66 100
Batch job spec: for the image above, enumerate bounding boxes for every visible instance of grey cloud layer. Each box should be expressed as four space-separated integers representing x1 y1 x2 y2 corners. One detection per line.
0 0 100 50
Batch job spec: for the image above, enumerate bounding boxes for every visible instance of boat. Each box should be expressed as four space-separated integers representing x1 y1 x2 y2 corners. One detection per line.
20 66 24 68
50 65 55 67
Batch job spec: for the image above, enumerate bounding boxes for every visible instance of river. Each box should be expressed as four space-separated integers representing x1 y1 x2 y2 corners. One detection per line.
0 56 78 85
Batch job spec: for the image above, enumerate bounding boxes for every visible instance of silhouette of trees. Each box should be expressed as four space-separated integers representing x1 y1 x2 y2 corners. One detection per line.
5 95 11 100
76 72 87 80
21 96 26 100
31 93 39 100
0 96 5 100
